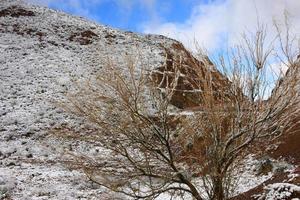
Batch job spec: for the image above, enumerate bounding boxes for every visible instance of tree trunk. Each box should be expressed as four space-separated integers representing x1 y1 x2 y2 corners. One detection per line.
188 182 203 200
177 172 203 200
212 176 225 200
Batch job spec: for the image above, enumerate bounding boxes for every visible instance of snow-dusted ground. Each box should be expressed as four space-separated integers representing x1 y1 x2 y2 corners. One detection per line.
0 0 297 199
0 0 177 199
258 183 300 200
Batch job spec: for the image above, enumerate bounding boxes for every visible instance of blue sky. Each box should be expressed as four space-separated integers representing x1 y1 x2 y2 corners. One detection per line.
37 0 207 32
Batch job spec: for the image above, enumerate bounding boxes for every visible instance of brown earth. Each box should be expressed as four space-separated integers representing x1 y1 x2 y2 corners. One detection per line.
231 115 300 199
270 116 300 165
231 171 300 200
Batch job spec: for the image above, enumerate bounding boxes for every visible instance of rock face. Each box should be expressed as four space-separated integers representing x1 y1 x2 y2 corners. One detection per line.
268 60 300 164
151 42 232 109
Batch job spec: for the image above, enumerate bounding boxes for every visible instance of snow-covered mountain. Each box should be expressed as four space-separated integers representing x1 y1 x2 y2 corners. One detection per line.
0 0 299 199
0 0 183 199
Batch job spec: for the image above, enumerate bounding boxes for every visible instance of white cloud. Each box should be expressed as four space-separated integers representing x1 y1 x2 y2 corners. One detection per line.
143 0 300 52
268 62 289 79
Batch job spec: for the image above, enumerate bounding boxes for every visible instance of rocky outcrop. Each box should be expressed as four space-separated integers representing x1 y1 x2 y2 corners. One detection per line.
268 59 300 164
151 42 232 109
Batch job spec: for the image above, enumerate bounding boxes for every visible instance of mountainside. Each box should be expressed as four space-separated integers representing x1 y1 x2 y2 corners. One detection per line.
0 0 299 199
0 1 217 199
0 1 180 199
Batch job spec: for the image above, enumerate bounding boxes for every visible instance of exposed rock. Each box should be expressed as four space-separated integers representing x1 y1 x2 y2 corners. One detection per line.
152 42 233 109
0 6 35 18
268 60 300 164
255 157 274 175
69 30 99 45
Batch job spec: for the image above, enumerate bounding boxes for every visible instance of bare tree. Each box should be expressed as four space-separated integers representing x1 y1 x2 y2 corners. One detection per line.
185 22 299 199
55 23 299 200
58 55 206 199
274 10 300 68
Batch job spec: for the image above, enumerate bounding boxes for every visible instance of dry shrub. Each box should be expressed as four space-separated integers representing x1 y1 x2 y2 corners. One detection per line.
54 21 299 200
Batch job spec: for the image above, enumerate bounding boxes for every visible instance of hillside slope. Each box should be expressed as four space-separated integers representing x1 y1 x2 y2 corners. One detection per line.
0 0 183 199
